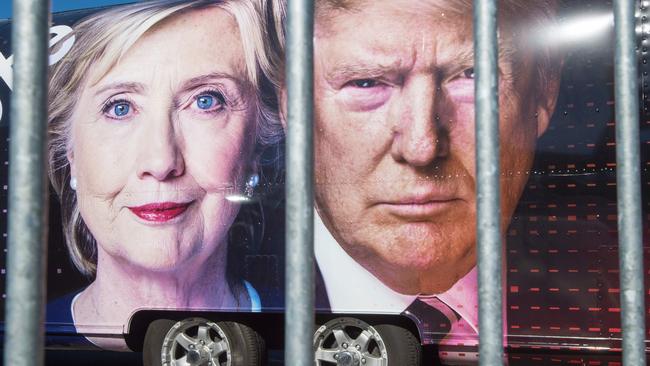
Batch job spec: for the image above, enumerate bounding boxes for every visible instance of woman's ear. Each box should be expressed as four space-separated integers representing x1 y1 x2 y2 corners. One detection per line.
67 147 76 179
279 87 288 131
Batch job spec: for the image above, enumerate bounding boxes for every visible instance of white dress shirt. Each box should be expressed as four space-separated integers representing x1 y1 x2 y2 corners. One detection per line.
314 210 479 330
314 211 513 365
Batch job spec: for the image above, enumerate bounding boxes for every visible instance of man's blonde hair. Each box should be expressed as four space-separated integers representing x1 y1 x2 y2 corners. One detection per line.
313 0 562 100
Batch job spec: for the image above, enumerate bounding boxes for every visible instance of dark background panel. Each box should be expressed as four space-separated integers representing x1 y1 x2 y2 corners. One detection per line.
506 0 649 349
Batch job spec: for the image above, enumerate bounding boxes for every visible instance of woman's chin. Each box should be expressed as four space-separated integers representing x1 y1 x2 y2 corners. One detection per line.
108 255 194 276
97 239 218 275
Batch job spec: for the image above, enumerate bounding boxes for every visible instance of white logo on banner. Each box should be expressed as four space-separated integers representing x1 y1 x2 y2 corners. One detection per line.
0 24 75 121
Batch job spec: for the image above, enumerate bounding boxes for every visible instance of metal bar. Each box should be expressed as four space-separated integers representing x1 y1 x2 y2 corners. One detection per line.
613 1 646 365
284 0 314 365
4 1 50 366
474 0 503 365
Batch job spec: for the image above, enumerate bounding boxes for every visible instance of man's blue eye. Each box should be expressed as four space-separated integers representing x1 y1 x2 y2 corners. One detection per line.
196 95 215 110
114 103 130 117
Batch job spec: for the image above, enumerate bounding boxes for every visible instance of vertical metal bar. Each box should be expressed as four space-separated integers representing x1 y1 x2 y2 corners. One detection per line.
4 1 50 366
474 0 503 365
613 1 646 365
284 0 314 365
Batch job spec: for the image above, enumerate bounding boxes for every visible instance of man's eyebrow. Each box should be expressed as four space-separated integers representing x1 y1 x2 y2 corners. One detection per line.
325 40 518 84
325 61 404 83
438 39 518 76
94 82 145 96
443 47 474 68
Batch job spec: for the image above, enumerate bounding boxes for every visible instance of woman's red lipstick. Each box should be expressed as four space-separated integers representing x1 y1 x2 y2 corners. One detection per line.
129 202 191 222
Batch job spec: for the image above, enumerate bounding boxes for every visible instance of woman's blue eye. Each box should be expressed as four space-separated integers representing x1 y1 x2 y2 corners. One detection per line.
192 91 226 112
113 103 130 117
102 99 132 120
196 95 215 110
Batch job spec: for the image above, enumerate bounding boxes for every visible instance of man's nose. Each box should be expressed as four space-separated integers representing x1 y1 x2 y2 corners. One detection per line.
135 114 185 181
391 80 448 166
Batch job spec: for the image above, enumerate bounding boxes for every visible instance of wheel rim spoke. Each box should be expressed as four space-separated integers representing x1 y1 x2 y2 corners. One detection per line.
210 339 229 357
197 325 211 344
175 333 197 351
362 355 386 366
332 328 351 346
355 330 372 351
173 354 191 366
314 348 339 362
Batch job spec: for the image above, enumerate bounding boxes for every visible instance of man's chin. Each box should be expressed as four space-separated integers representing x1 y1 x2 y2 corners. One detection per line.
366 259 474 296
336 222 476 293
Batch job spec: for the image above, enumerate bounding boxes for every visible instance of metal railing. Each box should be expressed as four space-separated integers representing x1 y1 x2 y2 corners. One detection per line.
4 1 50 366
614 0 646 365
284 0 315 365
2 0 646 365
474 0 503 364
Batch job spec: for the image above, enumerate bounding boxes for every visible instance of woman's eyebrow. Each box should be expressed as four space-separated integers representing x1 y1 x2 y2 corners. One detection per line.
94 81 145 96
180 72 249 91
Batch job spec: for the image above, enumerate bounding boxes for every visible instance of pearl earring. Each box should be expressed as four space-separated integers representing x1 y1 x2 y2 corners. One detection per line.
70 177 77 190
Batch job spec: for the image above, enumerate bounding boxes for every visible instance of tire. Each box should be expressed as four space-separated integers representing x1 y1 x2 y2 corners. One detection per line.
313 317 421 366
142 317 264 366
143 319 176 366
373 324 421 366
222 321 265 366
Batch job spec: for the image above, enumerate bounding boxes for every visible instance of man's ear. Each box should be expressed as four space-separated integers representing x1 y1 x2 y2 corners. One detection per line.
249 158 259 178
535 62 563 137
279 87 288 131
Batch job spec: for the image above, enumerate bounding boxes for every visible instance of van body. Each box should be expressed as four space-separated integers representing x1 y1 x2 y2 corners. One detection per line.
0 0 648 364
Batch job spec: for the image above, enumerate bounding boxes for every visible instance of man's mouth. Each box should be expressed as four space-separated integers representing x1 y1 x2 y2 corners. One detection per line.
378 191 462 219
128 202 193 223
381 200 460 218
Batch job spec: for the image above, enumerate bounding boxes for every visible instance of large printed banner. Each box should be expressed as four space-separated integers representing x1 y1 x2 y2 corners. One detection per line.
0 0 648 359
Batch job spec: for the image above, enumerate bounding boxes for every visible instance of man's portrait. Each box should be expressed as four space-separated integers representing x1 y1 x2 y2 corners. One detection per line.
308 0 563 346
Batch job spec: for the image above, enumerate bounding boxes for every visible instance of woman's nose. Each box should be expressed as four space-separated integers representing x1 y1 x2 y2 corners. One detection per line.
391 81 449 166
136 116 185 181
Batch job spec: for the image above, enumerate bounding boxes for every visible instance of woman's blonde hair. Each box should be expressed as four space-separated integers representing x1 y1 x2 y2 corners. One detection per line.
48 0 284 276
